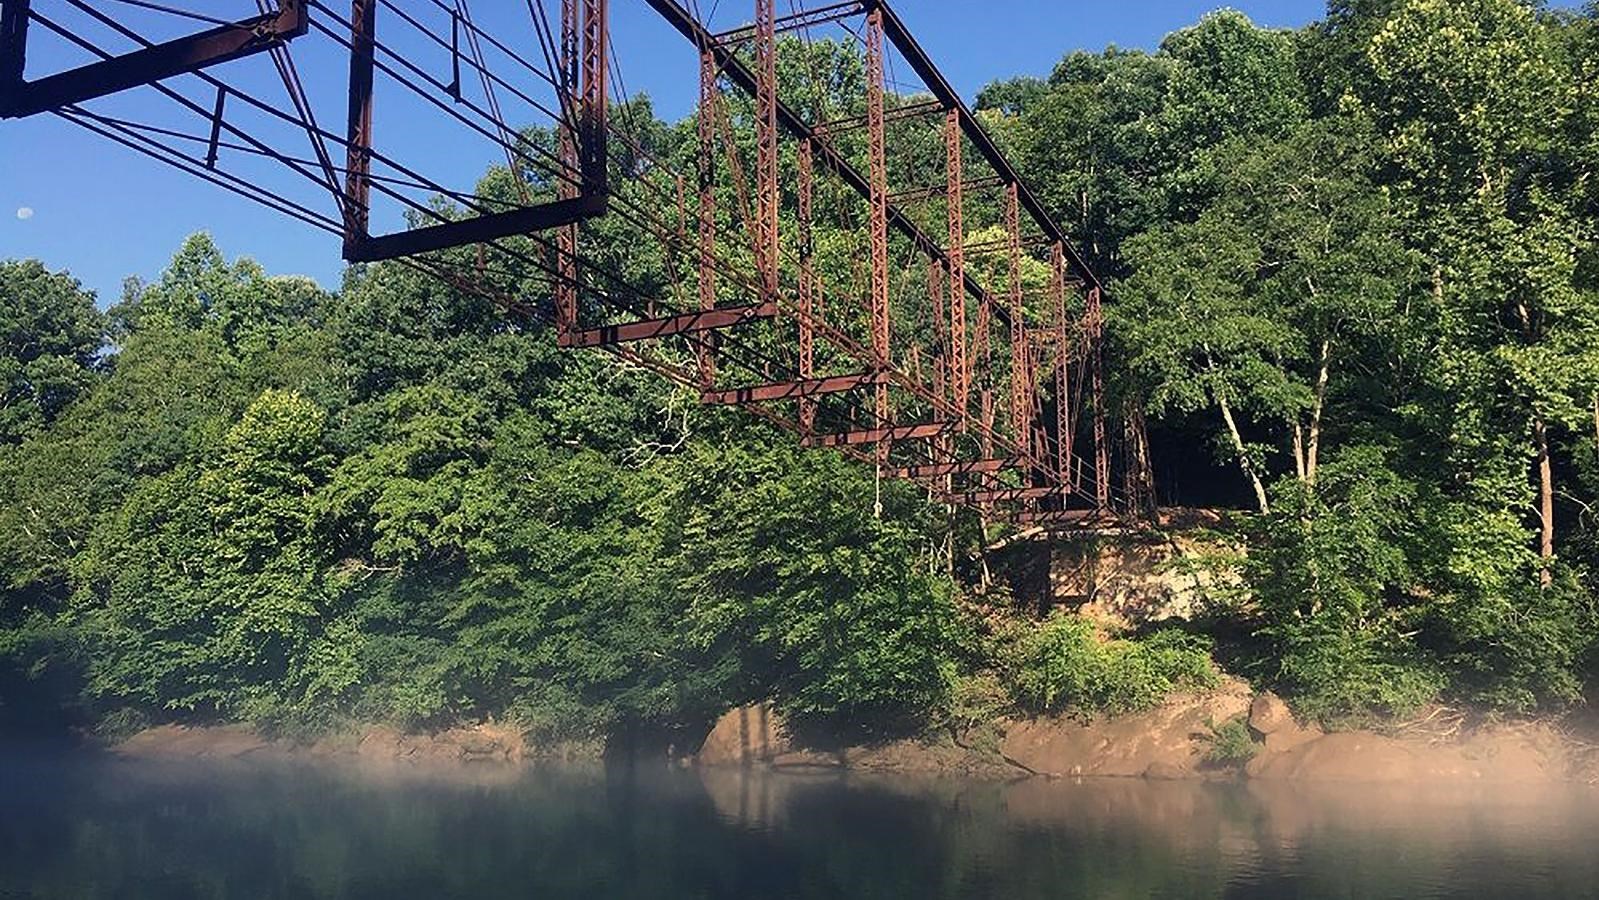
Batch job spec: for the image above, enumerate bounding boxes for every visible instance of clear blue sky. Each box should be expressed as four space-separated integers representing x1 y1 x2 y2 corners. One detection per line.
0 0 1575 304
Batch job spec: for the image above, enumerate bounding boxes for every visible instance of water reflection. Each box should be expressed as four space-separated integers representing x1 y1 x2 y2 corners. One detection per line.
1 751 1596 899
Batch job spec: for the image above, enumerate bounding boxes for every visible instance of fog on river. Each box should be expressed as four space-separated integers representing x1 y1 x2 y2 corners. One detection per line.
2 751 1598 899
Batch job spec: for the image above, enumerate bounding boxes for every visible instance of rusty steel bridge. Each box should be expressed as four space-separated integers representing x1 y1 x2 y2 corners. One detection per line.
0 0 1157 525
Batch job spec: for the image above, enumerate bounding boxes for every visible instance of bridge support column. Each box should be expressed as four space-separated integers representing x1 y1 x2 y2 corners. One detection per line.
944 108 967 425
696 47 718 390
556 0 580 336
1051 242 1073 491
1089 285 1109 510
866 7 891 463
1005 182 1030 457
798 138 816 435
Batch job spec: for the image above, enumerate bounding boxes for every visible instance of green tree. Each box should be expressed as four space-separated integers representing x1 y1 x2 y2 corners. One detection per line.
1116 117 1412 510
0 260 104 444
1354 0 1599 580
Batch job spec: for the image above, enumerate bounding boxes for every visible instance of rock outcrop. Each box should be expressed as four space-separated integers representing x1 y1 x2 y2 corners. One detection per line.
997 677 1253 778
696 703 793 766
1248 723 1570 783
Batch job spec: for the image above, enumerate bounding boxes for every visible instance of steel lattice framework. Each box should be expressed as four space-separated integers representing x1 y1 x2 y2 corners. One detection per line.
0 0 1147 526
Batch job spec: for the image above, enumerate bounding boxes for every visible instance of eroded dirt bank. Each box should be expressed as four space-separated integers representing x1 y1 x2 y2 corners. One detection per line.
111 687 1599 784
696 685 1599 785
112 722 598 766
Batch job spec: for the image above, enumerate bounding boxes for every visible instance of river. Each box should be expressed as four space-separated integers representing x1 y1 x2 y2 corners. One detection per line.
2 751 1597 898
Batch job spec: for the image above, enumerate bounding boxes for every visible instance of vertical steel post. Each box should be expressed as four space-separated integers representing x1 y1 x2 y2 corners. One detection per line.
928 257 946 400
866 8 890 458
342 0 376 259
754 0 779 306
696 48 718 389
1005 182 1029 451
579 0 607 194
1051 241 1072 488
1088 285 1109 509
944 109 968 425
930 258 953 494
980 389 994 458
446 8 462 99
974 283 991 455
0 0 28 99
555 0 580 335
798 138 816 434
203 85 227 169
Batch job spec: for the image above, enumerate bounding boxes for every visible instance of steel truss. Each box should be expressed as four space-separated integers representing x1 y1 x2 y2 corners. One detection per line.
0 0 1143 527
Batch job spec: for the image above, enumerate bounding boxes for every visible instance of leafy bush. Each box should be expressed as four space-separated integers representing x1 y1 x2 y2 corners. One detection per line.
1202 716 1258 766
1232 448 1444 725
1230 445 1597 725
670 444 960 738
1006 613 1219 717
944 672 1010 739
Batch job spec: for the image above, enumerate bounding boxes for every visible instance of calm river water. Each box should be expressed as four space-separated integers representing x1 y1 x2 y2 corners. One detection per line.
2 750 1598 899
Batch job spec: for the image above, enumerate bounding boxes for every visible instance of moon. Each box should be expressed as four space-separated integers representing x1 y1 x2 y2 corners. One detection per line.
15 207 32 220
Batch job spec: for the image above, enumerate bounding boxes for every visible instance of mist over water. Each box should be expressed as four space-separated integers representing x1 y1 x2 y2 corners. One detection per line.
2 752 1596 899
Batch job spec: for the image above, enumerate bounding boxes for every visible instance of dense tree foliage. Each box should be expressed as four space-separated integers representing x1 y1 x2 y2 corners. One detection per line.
980 0 1599 721
4 1 1598 740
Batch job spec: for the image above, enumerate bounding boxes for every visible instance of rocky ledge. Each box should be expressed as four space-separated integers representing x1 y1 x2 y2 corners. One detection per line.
111 690 1599 785
697 684 1599 785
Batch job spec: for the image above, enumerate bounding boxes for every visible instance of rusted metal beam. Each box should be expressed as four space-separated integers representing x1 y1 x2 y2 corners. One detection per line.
892 457 1020 479
798 137 817 434
346 194 607 262
861 0 1101 292
558 301 777 348
1088 285 1109 509
340 0 607 263
638 0 1018 331
1 0 29 97
579 0 607 192
700 371 890 405
1052 241 1073 487
341 0 375 259
555 0 581 335
754 0 779 307
952 486 1068 505
887 174 1002 206
804 422 951 448
2 1 308 119
865 7 890 453
696 47 718 389
1006 182 1029 447
813 97 942 136
1011 509 1112 527
714 0 862 42
946 108 968 421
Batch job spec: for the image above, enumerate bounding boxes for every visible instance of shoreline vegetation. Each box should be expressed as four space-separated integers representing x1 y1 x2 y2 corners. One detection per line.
3 0 1599 773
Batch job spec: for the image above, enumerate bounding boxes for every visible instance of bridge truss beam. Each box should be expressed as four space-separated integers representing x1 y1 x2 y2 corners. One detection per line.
0 0 1142 527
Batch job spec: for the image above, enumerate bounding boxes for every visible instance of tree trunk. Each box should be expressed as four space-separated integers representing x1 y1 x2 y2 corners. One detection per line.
1535 414 1554 588
1292 425 1306 482
1217 391 1270 515
1306 339 1330 486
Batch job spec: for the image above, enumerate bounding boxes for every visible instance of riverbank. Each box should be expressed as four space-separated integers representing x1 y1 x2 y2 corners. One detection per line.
107 680 1599 785
112 722 600 767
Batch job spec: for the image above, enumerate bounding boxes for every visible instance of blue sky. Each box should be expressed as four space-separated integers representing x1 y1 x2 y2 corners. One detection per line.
0 1 1576 304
